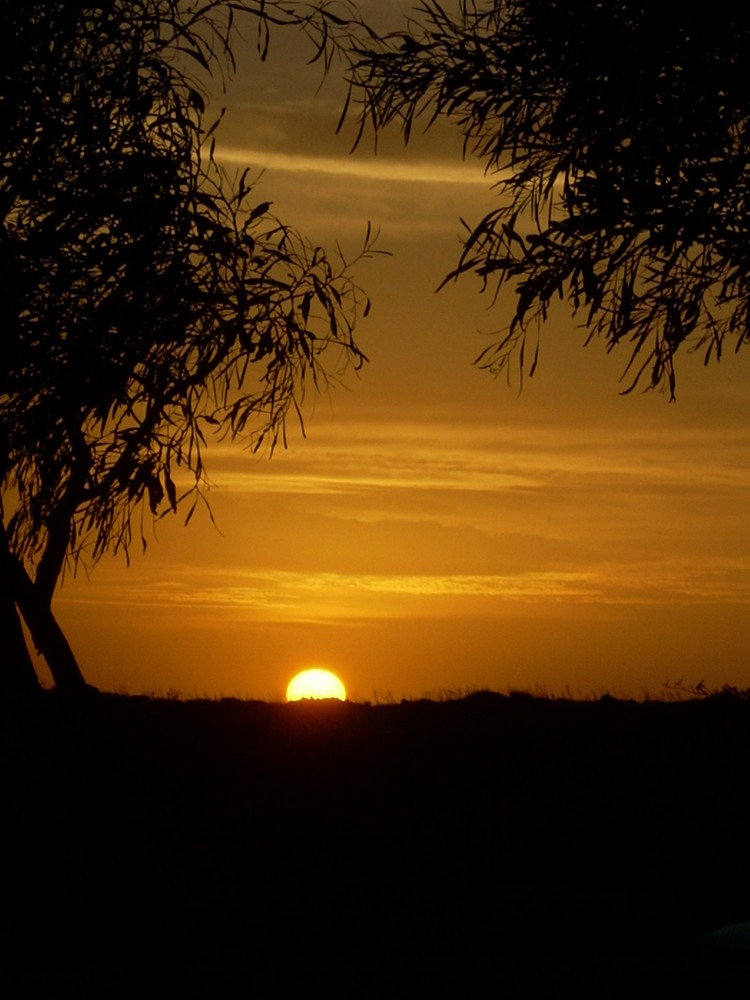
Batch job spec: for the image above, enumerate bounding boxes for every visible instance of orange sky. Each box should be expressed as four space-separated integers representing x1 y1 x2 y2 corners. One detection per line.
43 3 750 700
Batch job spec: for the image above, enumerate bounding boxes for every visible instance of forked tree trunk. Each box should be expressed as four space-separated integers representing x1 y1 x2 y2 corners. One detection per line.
13 569 88 693
0 528 41 697
0 520 88 692
20 597 87 692
12 478 90 692
0 588 41 697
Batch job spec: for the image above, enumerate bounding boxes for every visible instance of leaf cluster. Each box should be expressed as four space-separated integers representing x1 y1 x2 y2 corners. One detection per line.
0 0 375 575
343 0 750 395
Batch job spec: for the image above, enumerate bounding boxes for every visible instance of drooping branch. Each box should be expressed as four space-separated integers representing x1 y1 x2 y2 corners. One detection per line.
338 0 750 397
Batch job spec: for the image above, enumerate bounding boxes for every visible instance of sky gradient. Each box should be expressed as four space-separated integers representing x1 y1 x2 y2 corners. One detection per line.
43 3 750 700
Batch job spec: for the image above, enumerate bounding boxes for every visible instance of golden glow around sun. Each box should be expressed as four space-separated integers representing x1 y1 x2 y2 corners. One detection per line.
286 668 347 702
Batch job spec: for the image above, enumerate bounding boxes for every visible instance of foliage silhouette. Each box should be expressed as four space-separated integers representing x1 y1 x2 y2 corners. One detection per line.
340 0 750 395
0 0 374 693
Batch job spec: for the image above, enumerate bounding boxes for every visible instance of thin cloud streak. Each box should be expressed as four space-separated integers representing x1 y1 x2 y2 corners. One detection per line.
200 418 750 499
57 555 750 624
215 144 491 185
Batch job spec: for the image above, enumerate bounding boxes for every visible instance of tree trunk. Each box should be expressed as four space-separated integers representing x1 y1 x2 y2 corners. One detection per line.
0 590 41 697
0 527 41 697
19 593 88 692
6 470 91 692
7 553 88 692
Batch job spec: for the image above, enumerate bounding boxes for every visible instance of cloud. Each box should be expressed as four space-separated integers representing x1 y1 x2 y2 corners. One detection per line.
57 553 750 631
215 144 491 185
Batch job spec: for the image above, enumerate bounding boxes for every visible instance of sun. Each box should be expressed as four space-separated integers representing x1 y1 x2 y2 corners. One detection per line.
286 668 347 702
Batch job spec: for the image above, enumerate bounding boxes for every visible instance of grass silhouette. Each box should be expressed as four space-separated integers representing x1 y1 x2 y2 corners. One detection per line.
2 687 748 994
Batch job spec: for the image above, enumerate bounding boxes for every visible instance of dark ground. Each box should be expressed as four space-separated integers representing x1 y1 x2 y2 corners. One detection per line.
3 689 749 996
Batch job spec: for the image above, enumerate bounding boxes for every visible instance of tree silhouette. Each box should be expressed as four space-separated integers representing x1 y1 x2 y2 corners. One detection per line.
341 0 750 395
0 0 374 694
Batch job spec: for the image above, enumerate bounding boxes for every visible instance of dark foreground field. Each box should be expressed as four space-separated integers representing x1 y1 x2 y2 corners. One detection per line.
3 690 750 995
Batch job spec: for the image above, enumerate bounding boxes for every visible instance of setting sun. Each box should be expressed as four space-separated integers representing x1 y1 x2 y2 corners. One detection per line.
286 668 347 702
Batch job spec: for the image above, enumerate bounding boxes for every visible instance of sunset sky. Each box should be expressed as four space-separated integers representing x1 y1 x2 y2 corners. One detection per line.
43 2 750 700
